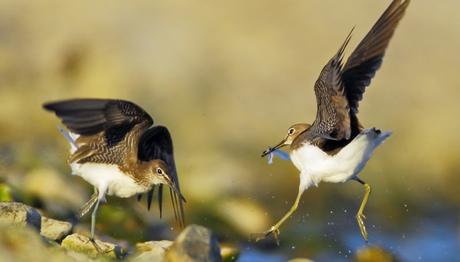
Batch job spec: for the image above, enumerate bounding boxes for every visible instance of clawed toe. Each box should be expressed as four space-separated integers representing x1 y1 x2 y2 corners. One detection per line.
356 213 368 241
89 238 103 253
250 226 281 245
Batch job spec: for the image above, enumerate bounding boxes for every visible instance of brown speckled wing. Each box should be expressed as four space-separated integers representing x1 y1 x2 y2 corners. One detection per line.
310 29 353 141
308 0 409 144
43 98 153 142
342 0 410 115
43 98 153 165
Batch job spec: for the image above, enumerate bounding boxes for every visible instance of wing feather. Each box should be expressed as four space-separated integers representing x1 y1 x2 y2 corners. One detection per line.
309 0 409 141
138 126 185 227
43 98 153 137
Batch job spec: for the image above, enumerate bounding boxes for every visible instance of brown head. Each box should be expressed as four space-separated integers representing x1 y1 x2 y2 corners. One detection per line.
261 123 311 157
146 160 180 194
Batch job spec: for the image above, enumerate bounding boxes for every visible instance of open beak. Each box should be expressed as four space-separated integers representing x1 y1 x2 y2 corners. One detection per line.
163 175 186 227
163 176 186 202
261 138 287 157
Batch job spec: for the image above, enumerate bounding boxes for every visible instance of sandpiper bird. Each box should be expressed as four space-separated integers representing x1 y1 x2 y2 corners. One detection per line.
43 98 185 244
253 0 409 243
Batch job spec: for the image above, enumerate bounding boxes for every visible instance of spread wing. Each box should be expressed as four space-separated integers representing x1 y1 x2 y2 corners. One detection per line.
310 30 353 140
342 0 410 114
138 126 185 227
310 0 410 141
43 98 153 146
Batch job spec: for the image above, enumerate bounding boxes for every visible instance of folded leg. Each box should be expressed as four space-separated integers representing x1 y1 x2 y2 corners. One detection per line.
79 187 98 218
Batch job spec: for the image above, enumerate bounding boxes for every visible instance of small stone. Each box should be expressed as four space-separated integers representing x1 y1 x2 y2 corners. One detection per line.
0 202 41 230
131 240 173 262
354 246 397 262
288 259 314 262
220 243 240 262
61 233 127 259
166 224 221 262
40 216 73 241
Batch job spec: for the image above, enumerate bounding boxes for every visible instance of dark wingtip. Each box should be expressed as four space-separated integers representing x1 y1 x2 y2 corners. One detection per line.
42 102 56 111
147 188 154 211
158 184 164 218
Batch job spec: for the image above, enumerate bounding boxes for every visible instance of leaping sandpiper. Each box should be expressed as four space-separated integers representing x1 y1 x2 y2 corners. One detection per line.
253 0 410 243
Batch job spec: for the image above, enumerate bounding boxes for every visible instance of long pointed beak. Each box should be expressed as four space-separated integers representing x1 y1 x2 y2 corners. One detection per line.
164 176 186 202
261 138 287 157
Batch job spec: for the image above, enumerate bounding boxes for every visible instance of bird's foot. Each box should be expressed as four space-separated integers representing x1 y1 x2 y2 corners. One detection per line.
87 237 103 254
356 212 368 242
250 226 281 245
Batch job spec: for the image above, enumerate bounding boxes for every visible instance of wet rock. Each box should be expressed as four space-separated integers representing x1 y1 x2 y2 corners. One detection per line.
166 224 221 262
131 240 173 262
40 216 73 241
0 202 41 230
288 259 314 262
220 243 239 262
61 233 127 259
354 246 398 262
0 225 74 262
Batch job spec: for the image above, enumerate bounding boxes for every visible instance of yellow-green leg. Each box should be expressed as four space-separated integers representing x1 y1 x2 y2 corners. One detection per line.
78 187 103 253
355 178 371 242
251 189 303 245
79 188 98 218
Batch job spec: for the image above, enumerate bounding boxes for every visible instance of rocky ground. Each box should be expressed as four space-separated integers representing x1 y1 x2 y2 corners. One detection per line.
0 201 238 262
0 201 397 262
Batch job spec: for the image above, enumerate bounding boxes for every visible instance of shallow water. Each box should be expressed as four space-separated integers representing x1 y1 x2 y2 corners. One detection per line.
239 216 459 262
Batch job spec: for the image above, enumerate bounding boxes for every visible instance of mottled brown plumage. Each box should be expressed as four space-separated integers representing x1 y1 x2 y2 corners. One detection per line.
256 0 409 244
292 0 409 154
44 98 185 228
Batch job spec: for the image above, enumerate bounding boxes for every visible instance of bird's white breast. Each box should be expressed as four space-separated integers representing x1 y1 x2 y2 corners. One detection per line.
290 128 391 190
61 128 151 198
72 163 148 198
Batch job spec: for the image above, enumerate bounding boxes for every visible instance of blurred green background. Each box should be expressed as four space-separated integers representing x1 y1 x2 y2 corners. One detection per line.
0 0 459 261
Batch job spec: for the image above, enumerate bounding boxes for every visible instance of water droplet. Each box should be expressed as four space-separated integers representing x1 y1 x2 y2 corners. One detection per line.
343 209 348 213
291 245 296 250
329 210 334 214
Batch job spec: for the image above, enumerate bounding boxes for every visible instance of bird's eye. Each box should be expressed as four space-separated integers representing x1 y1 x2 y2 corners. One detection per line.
288 128 295 135
156 168 163 175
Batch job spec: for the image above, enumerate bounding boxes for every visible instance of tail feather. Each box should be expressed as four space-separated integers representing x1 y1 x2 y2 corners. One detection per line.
368 127 392 146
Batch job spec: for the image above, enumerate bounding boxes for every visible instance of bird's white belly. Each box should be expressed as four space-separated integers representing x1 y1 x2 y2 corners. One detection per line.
290 128 391 190
59 129 150 198
72 163 148 198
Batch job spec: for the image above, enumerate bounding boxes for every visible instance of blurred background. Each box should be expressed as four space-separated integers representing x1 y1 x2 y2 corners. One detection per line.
0 0 459 261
